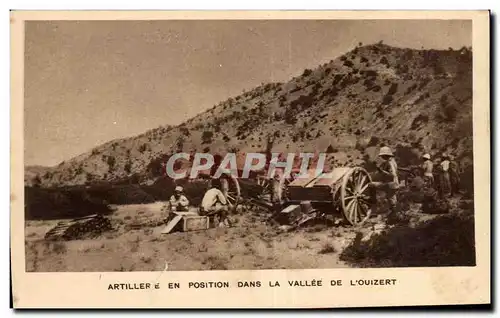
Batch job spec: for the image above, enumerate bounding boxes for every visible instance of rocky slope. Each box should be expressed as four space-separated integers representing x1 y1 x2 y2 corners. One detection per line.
28 43 473 187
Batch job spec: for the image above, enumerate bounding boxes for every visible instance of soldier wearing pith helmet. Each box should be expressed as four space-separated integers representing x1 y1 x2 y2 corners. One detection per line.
369 146 399 214
422 153 434 186
169 185 190 212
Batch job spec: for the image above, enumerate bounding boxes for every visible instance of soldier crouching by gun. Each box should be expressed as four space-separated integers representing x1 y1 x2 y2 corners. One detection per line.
368 146 400 215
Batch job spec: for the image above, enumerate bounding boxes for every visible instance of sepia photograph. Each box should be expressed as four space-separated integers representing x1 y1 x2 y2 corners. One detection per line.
11 10 490 308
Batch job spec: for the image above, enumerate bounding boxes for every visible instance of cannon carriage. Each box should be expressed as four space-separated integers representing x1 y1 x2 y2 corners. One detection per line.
282 167 374 226
168 130 376 227
205 165 374 227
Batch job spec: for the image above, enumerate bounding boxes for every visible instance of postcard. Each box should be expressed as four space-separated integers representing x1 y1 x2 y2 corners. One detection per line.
10 10 490 308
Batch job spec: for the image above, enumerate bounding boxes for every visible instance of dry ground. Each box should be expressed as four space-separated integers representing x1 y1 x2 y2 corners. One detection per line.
25 193 470 272
25 202 375 272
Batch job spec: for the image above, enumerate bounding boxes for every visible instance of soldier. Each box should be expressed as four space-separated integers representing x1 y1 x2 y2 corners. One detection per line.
440 154 452 197
449 154 461 196
169 186 190 212
422 153 434 187
434 157 444 198
199 179 233 227
370 146 399 215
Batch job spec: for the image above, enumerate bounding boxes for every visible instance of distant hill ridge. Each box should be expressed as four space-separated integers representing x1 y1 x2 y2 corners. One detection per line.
26 42 473 187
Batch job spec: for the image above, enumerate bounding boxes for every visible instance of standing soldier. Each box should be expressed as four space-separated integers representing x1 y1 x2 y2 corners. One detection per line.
369 146 400 215
449 154 461 196
421 153 434 187
440 154 452 197
270 170 284 212
434 157 444 197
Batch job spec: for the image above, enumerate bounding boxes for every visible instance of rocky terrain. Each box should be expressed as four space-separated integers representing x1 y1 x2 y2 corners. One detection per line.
26 43 473 188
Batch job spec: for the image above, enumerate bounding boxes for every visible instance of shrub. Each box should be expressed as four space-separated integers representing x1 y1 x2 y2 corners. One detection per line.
138 143 148 153
433 63 445 75
24 186 113 220
363 78 374 87
410 114 429 130
402 50 413 61
285 108 297 125
106 156 116 171
343 60 354 68
124 161 132 174
332 74 344 85
405 84 418 94
381 95 393 105
380 56 390 66
396 63 409 75
318 243 336 254
437 104 458 122
436 95 457 122
364 70 378 77
418 78 431 90
394 144 420 167
273 112 284 121
340 214 475 267
387 83 399 95
290 93 315 110
367 136 380 147
326 145 336 153
415 92 430 104
302 69 313 76
320 87 339 101
201 131 214 144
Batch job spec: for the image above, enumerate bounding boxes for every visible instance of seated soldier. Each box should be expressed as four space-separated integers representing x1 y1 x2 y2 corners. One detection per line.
199 179 233 227
169 186 190 212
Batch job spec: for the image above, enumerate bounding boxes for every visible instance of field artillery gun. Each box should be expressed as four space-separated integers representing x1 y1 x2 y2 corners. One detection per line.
280 167 374 227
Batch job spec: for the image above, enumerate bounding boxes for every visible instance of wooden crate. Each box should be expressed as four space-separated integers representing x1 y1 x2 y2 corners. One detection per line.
183 215 210 232
276 204 302 224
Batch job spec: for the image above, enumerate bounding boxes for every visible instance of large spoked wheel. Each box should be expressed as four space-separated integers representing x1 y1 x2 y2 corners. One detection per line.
220 173 241 212
256 175 273 202
340 167 372 226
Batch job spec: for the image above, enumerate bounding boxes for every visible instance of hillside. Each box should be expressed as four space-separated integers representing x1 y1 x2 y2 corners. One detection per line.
25 165 49 186
28 43 473 187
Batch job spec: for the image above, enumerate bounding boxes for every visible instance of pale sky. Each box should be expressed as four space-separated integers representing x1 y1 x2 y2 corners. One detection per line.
24 20 471 166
